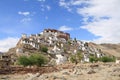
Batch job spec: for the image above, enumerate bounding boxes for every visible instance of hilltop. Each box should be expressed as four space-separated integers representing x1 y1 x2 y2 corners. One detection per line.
7 29 120 65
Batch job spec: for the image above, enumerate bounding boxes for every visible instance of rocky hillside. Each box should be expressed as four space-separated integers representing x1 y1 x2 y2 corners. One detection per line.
100 44 120 57
7 29 120 64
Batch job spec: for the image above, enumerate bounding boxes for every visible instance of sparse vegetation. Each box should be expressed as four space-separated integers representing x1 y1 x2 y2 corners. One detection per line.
89 54 116 63
40 46 48 53
70 51 83 64
18 56 30 67
89 56 98 63
18 53 48 67
67 40 71 45
70 54 77 63
99 56 116 62
76 51 83 61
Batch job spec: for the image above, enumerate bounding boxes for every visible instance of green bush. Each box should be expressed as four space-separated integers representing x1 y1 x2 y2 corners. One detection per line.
67 40 71 45
41 46 48 53
18 56 30 67
70 52 83 64
30 54 48 66
89 56 98 63
76 52 83 61
99 56 115 62
70 55 77 63
18 54 48 67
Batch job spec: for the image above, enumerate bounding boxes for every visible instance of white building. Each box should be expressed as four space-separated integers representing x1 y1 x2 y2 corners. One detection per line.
52 45 60 53
56 54 67 64
16 48 23 53
83 54 89 62
116 59 120 64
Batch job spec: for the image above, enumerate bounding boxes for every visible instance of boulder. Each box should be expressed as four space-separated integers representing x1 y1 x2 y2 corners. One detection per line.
87 69 96 74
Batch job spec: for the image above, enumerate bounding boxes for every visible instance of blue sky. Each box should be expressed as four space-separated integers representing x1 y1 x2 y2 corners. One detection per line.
0 0 95 40
0 0 120 52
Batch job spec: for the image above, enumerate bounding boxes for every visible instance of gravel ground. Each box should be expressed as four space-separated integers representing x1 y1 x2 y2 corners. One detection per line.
0 63 120 80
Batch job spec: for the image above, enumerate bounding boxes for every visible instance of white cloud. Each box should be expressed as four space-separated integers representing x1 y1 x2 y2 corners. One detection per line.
37 0 45 2
40 5 51 11
0 37 19 52
18 11 30 16
20 18 31 23
71 0 87 5
78 0 120 43
59 26 73 31
59 0 120 43
18 11 32 23
59 0 88 12
46 5 51 11
59 0 72 12
37 0 51 11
